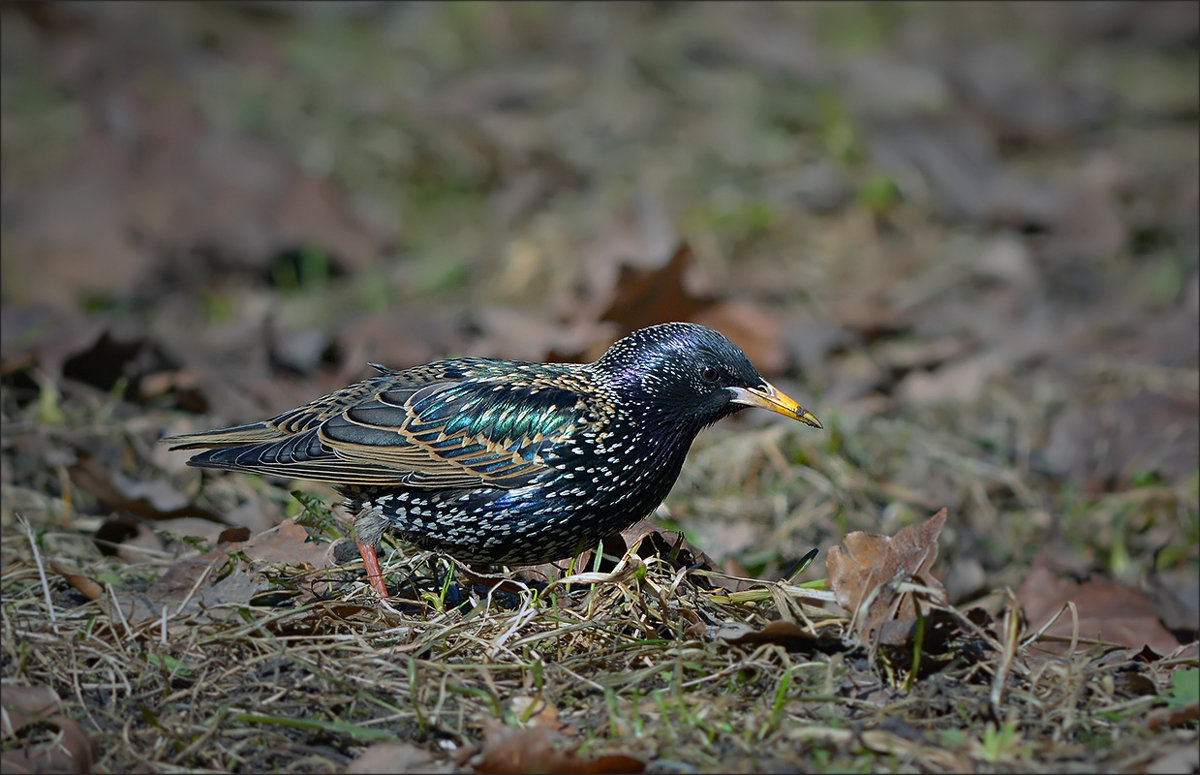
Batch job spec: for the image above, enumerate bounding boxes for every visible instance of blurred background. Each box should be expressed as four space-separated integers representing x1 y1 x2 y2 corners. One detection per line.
2 2 1197 611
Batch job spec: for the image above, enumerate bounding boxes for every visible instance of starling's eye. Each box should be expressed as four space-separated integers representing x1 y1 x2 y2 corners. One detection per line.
699 365 721 384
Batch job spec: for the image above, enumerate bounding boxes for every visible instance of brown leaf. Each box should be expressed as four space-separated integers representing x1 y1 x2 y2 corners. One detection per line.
238 518 333 568
4 131 155 310
5 76 387 309
1145 703 1200 731
601 243 713 334
829 296 909 340
49 561 103 601
273 173 383 270
102 519 338 624
154 517 234 548
609 518 720 570
685 519 760 567
873 607 992 681
1047 154 1133 261
578 191 679 309
0 308 207 411
466 308 614 364
717 619 845 654
132 553 264 623
509 696 573 735
0 306 104 379
869 118 1066 227
217 526 251 544
332 308 462 385
0 685 97 775
1145 565 1200 641
471 722 644 775
826 509 950 642
1016 554 1182 654
895 352 1012 406
94 515 166 562
1 685 61 736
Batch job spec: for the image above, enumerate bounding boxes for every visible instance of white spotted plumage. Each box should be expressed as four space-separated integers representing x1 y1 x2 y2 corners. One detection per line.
167 323 820 577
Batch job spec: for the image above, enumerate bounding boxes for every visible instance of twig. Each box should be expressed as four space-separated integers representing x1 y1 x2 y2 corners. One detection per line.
171 560 214 619
18 514 58 635
106 583 136 643
552 662 605 692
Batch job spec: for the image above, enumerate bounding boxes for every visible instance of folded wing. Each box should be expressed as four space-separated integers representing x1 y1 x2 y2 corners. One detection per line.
167 372 587 490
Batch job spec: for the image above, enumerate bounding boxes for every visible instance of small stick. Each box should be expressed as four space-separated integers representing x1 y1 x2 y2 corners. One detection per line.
172 561 214 619
18 514 58 634
106 583 136 644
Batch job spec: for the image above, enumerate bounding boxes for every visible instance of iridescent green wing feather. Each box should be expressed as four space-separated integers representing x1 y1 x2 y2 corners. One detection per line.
316 378 587 487
170 369 591 489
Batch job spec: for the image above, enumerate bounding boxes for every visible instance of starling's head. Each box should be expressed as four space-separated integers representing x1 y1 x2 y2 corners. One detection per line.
594 323 822 430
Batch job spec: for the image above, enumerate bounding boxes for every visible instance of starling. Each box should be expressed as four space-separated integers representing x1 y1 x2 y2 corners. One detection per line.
166 322 821 598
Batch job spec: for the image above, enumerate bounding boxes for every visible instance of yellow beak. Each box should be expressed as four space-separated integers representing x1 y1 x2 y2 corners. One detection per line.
728 381 822 428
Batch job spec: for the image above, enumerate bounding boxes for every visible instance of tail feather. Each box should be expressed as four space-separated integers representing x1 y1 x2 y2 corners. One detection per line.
163 421 287 450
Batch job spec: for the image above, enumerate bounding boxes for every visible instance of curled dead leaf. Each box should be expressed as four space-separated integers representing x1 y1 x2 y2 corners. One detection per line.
826 508 950 644
50 561 103 601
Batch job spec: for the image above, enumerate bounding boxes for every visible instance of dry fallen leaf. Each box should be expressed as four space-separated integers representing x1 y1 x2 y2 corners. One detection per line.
50 561 103 601
1016 554 1182 655
601 243 713 335
1145 702 1200 731
0 684 97 775
716 619 845 654
896 352 1012 406
0 308 207 412
826 508 950 643
238 518 333 567
102 518 343 624
470 721 644 775
94 514 167 563
6 86 385 311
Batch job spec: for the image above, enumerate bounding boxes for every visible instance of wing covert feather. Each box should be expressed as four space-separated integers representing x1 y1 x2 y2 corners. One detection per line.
174 373 592 490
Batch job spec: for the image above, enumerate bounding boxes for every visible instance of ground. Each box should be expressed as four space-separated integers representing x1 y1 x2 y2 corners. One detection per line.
1 3 1197 773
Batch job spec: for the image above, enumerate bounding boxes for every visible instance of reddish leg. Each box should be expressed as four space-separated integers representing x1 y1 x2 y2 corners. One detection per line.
356 541 390 599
